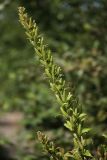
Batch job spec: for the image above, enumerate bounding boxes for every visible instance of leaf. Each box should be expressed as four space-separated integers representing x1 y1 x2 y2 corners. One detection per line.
83 150 93 157
60 107 68 118
79 113 87 122
64 121 73 131
79 113 87 118
67 92 72 101
45 68 51 77
82 128 91 134
77 124 82 135
55 94 62 105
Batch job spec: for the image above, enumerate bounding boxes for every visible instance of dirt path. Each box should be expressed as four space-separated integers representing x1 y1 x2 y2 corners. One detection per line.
0 112 23 141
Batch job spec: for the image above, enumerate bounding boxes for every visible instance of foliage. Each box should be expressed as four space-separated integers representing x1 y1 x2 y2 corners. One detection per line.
18 6 107 160
20 0 107 141
0 0 107 159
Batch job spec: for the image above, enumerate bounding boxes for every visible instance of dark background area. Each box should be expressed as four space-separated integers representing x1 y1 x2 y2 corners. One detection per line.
0 0 107 159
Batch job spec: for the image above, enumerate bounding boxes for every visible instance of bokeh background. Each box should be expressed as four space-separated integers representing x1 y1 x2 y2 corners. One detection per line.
0 0 107 159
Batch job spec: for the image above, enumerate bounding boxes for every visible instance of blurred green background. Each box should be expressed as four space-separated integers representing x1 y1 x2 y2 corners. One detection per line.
0 0 107 159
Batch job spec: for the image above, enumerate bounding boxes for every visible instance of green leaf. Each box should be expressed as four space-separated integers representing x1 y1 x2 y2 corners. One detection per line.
83 150 93 157
60 107 68 118
82 128 91 134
